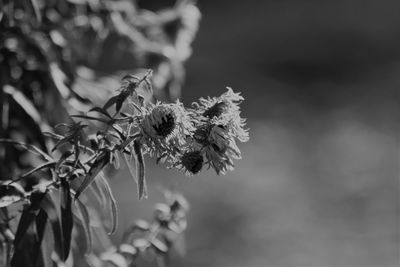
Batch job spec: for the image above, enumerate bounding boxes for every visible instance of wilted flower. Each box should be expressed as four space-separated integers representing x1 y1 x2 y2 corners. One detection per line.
199 125 242 175
141 104 177 138
194 87 248 141
133 88 248 176
193 87 243 117
176 150 204 175
189 88 249 174
139 101 194 161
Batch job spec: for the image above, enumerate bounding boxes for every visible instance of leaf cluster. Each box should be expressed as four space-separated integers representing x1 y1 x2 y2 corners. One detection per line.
0 72 180 267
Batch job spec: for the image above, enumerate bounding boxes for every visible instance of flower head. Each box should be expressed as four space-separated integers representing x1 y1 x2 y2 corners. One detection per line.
139 101 194 161
200 125 242 174
193 88 243 118
176 150 204 175
189 88 249 174
141 104 177 138
193 87 249 141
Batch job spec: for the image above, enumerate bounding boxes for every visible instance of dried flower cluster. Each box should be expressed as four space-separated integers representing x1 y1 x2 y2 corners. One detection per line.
137 87 249 176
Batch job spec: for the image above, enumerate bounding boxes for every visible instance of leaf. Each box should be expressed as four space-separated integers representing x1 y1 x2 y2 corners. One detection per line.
112 151 120 170
123 152 137 184
89 106 112 118
74 151 109 199
90 177 107 207
45 132 95 155
103 95 119 111
115 96 124 113
75 198 92 255
13 191 47 249
121 74 140 81
60 179 73 260
20 161 56 179
70 114 108 123
11 191 47 266
133 140 147 200
40 194 65 261
52 135 75 152
96 173 118 235
32 209 48 265
43 131 63 140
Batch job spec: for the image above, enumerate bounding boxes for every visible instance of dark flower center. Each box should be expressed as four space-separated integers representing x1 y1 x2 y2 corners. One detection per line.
153 113 175 137
203 102 228 118
181 151 203 174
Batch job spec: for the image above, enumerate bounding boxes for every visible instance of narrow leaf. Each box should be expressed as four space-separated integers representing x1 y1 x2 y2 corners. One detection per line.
70 114 108 123
103 95 119 111
43 131 63 140
133 140 147 200
32 209 48 265
60 179 73 260
13 191 46 248
74 152 109 199
89 107 112 118
96 173 118 234
89 178 107 207
115 97 124 113
121 74 140 81
40 194 64 261
123 152 137 184
52 135 75 152
20 161 56 179
75 199 92 254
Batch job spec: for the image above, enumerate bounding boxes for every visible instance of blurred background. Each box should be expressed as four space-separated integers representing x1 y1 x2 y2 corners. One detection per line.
112 0 400 266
